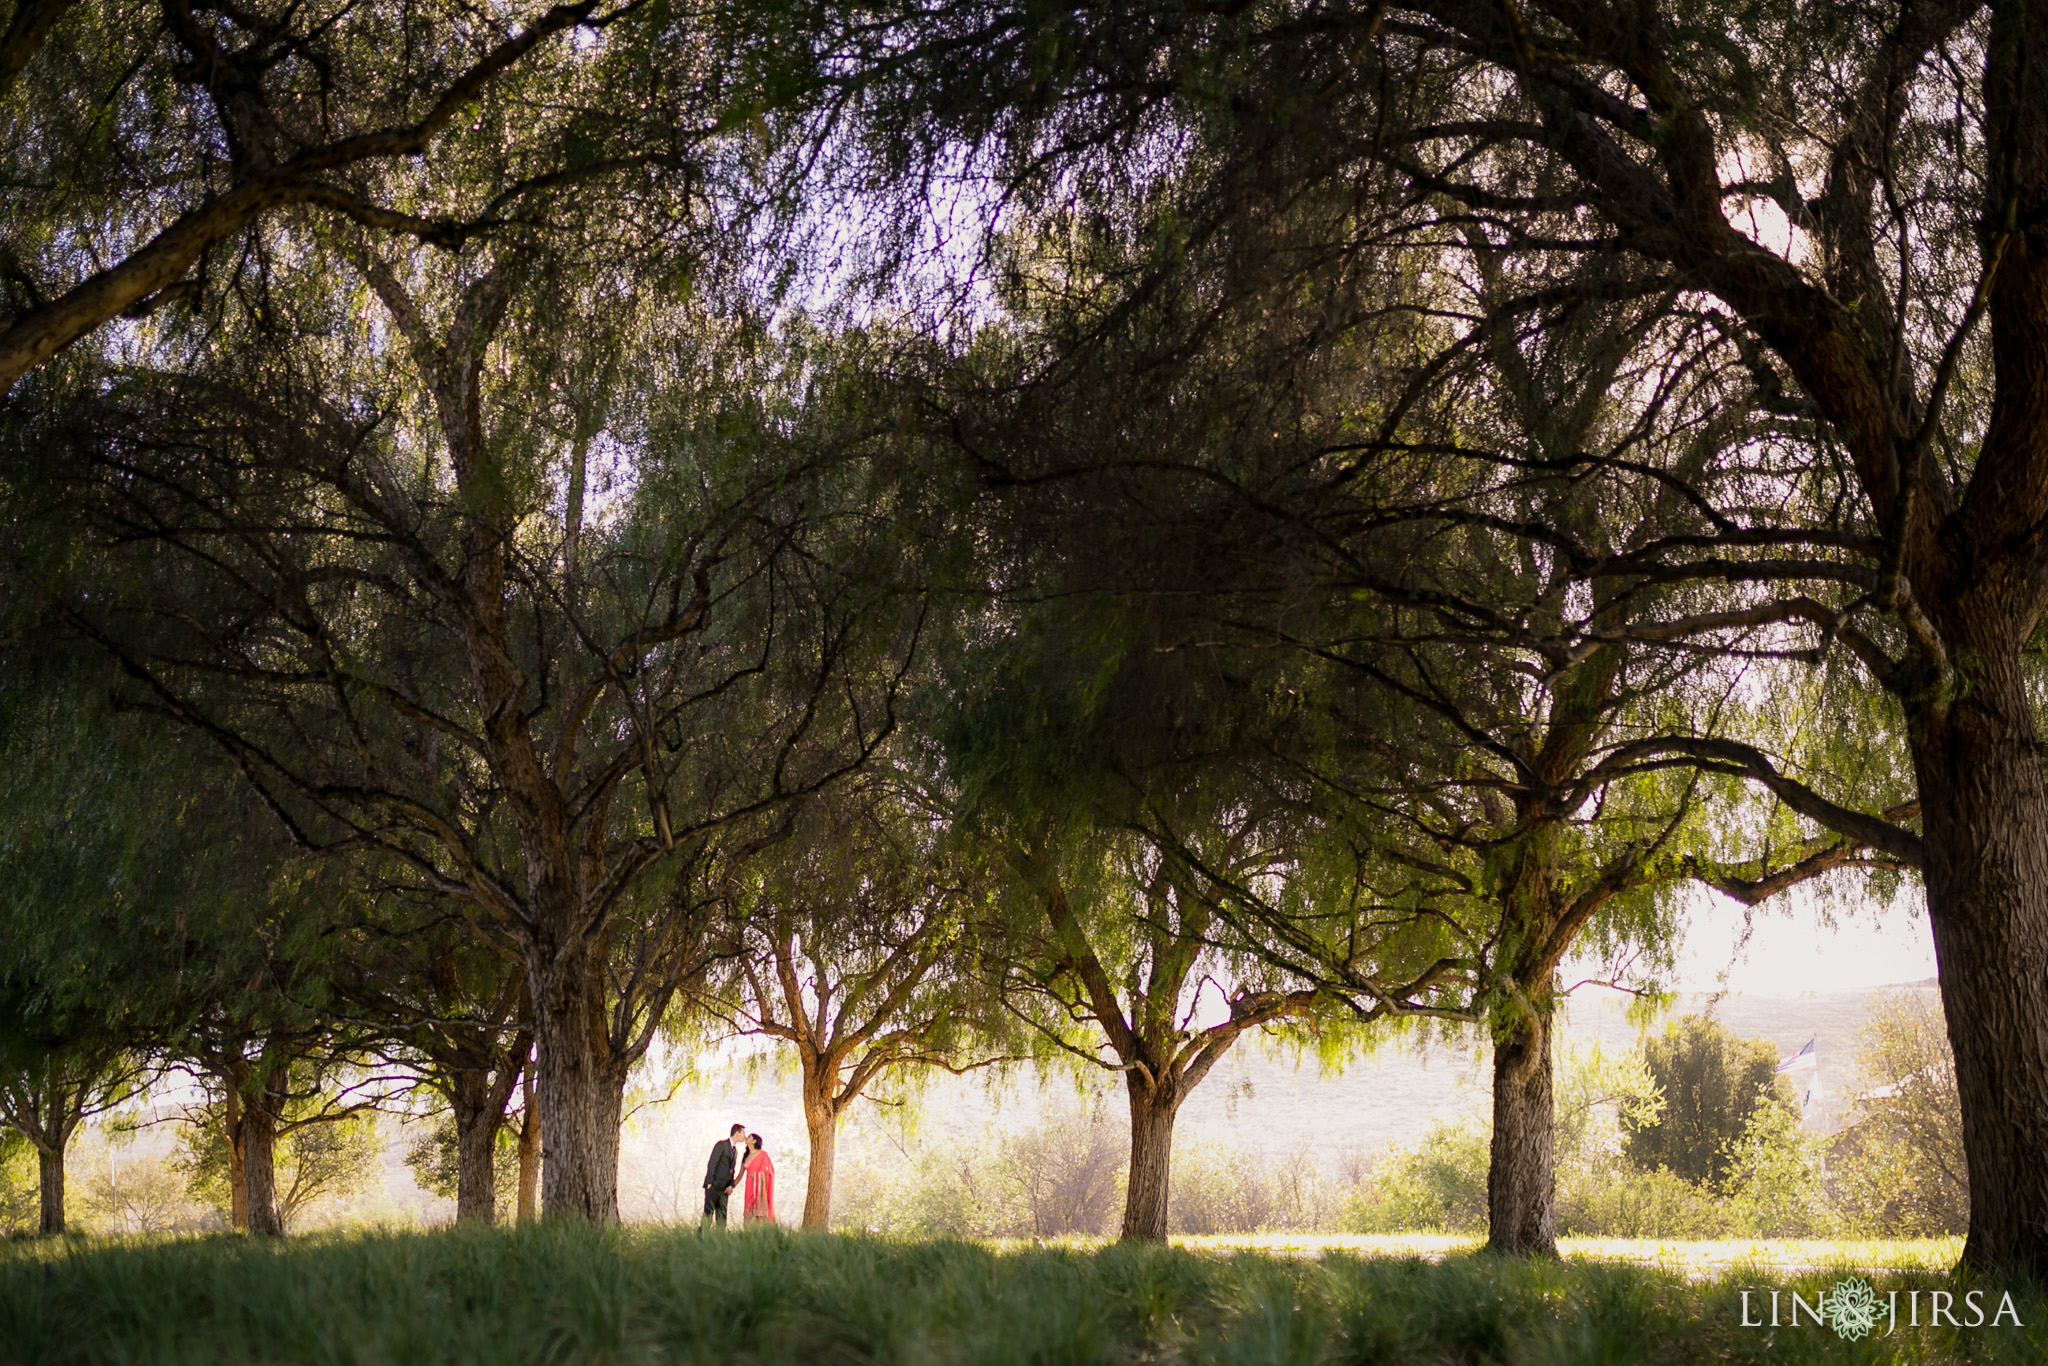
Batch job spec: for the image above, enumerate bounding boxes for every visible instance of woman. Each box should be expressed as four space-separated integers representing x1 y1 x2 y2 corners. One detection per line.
741 1132 775 1226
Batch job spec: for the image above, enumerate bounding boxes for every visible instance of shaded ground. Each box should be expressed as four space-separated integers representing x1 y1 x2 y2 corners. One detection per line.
0 1225 2037 1365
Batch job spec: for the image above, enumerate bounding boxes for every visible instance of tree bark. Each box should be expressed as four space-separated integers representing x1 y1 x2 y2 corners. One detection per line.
1486 1003 1556 1255
801 1090 838 1231
224 1086 249 1232
1121 1078 1179 1242
516 1058 539 1225
530 947 624 1221
451 1071 501 1225
1909 657 2048 1274
36 1143 64 1235
241 1092 283 1236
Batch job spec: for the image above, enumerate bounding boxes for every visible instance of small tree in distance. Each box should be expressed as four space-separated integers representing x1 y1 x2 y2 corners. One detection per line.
1833 989 1967 1236
1622 1017 1792 1187
710 778 1000 1230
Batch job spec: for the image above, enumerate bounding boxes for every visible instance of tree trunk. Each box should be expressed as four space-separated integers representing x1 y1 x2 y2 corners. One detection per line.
224 1085 249 1232
801 1090 838 1231
1910 657 2048 1274
37 1142 64 1235
530 947 624 1221
451 1072 501 1225
1121 1078 1179 1242
242 1094 283 1236
1486 1001 1556 1255
516 1058 539 1225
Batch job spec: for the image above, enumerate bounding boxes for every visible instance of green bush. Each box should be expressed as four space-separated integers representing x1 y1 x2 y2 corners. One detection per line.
1827 989 1968 1236
1720 1102 1837 1237
1559 1162 1728 1239
1336 1038 1856 1241
1622 1016 1793 1186
0 1128 32 1233
1342 1120 1490 1234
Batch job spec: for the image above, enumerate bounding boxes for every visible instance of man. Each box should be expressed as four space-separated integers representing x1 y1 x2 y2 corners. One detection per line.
702 1122 746 1227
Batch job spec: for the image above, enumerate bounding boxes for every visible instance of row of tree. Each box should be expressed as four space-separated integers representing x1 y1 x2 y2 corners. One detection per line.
0 0 2034 1272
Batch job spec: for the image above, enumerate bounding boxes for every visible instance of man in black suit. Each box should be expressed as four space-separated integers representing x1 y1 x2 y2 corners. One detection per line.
702 1122 746 1226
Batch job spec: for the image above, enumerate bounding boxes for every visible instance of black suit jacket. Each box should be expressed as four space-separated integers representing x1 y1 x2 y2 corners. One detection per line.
704 1138 739 1192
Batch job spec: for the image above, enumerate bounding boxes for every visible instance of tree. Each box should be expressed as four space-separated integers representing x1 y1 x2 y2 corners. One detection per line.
832 0 2048 1271
930 608 1438 1242
886 163 1885 1254
712 778 997 1229
0 995 138 1235
24 256 918 1218
1622 1016 1793 1188
1835 988 1968 1235
0 0 729 394
333 898 530 1225
404 1112 521 1215
0 640 345 1236
178 1071 384 1232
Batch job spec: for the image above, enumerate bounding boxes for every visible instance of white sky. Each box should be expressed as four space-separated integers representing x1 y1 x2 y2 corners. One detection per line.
1668 885 1938 997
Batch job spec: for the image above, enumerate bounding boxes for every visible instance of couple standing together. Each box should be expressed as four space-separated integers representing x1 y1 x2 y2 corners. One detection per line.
702 1123 775 1226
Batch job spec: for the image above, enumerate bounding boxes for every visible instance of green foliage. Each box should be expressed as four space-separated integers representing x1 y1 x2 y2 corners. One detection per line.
1623 1017 1792 1187
1720 1103 1837 1238
1341 1042 1854 1240
1344 1121 1492 1235
67 1123 213 1236
1829 990 1968 1237
0 1225 2034 1366
0 1129 33 1233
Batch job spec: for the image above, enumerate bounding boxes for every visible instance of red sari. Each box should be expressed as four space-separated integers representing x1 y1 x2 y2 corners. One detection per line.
742 1148 775 1224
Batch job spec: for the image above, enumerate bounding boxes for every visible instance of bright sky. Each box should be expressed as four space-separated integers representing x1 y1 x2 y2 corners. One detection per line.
1668 885 1938 997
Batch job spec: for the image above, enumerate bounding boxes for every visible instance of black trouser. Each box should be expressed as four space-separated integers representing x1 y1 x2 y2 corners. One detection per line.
703 1186 729 1226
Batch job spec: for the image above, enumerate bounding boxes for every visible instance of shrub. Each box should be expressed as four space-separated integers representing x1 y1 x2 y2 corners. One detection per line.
1828 988 1967 1236
0 1129 31 1232
1559 1162 1728 1238
1342 1120 1490 1234
1622 1015 1792 1186
1720 1101 1837 1237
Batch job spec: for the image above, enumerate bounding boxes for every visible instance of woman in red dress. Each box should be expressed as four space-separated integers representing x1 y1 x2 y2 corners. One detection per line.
741 1132 775 1226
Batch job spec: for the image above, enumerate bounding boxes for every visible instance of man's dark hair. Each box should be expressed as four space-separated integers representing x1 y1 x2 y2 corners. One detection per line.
730 1123 747 1136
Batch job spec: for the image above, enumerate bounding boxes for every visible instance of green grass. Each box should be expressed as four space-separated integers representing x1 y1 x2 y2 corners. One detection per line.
0 1225 2041 1365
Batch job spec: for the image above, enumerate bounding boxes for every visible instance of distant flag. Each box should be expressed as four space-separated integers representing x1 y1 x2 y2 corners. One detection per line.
1777 1038 1818 1075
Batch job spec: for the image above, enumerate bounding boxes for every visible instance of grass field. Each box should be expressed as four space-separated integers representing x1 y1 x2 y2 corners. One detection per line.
0 1225 2039 1365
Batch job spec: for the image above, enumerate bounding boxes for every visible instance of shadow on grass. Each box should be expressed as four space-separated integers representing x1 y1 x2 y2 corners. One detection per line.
0 1225 2041 1365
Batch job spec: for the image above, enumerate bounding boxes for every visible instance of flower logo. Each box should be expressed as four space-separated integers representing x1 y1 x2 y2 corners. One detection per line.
1824 1277 1883 1341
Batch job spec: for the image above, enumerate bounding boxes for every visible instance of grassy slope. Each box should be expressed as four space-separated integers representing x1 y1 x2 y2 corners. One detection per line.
0 1226 2040 1365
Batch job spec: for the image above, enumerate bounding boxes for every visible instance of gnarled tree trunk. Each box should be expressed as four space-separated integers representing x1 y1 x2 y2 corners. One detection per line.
451 1070 503 1225
530 947 625 1221
36 1143 64 1235
241 1089 283 1236
1910 656 2048 1273
1121 1078 1179 1242
224 1086 249 1232
517 1059 539 1224
1486 1001 1556 1255
801 1086 838 1231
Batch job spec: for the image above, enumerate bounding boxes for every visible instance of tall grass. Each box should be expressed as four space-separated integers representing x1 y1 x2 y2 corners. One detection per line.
0 1224 2041 1365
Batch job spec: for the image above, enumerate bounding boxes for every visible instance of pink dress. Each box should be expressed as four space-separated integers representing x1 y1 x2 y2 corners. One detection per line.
742 1149 775 1224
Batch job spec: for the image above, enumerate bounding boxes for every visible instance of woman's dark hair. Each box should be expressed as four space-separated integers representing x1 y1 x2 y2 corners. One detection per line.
750 1133 766 1153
